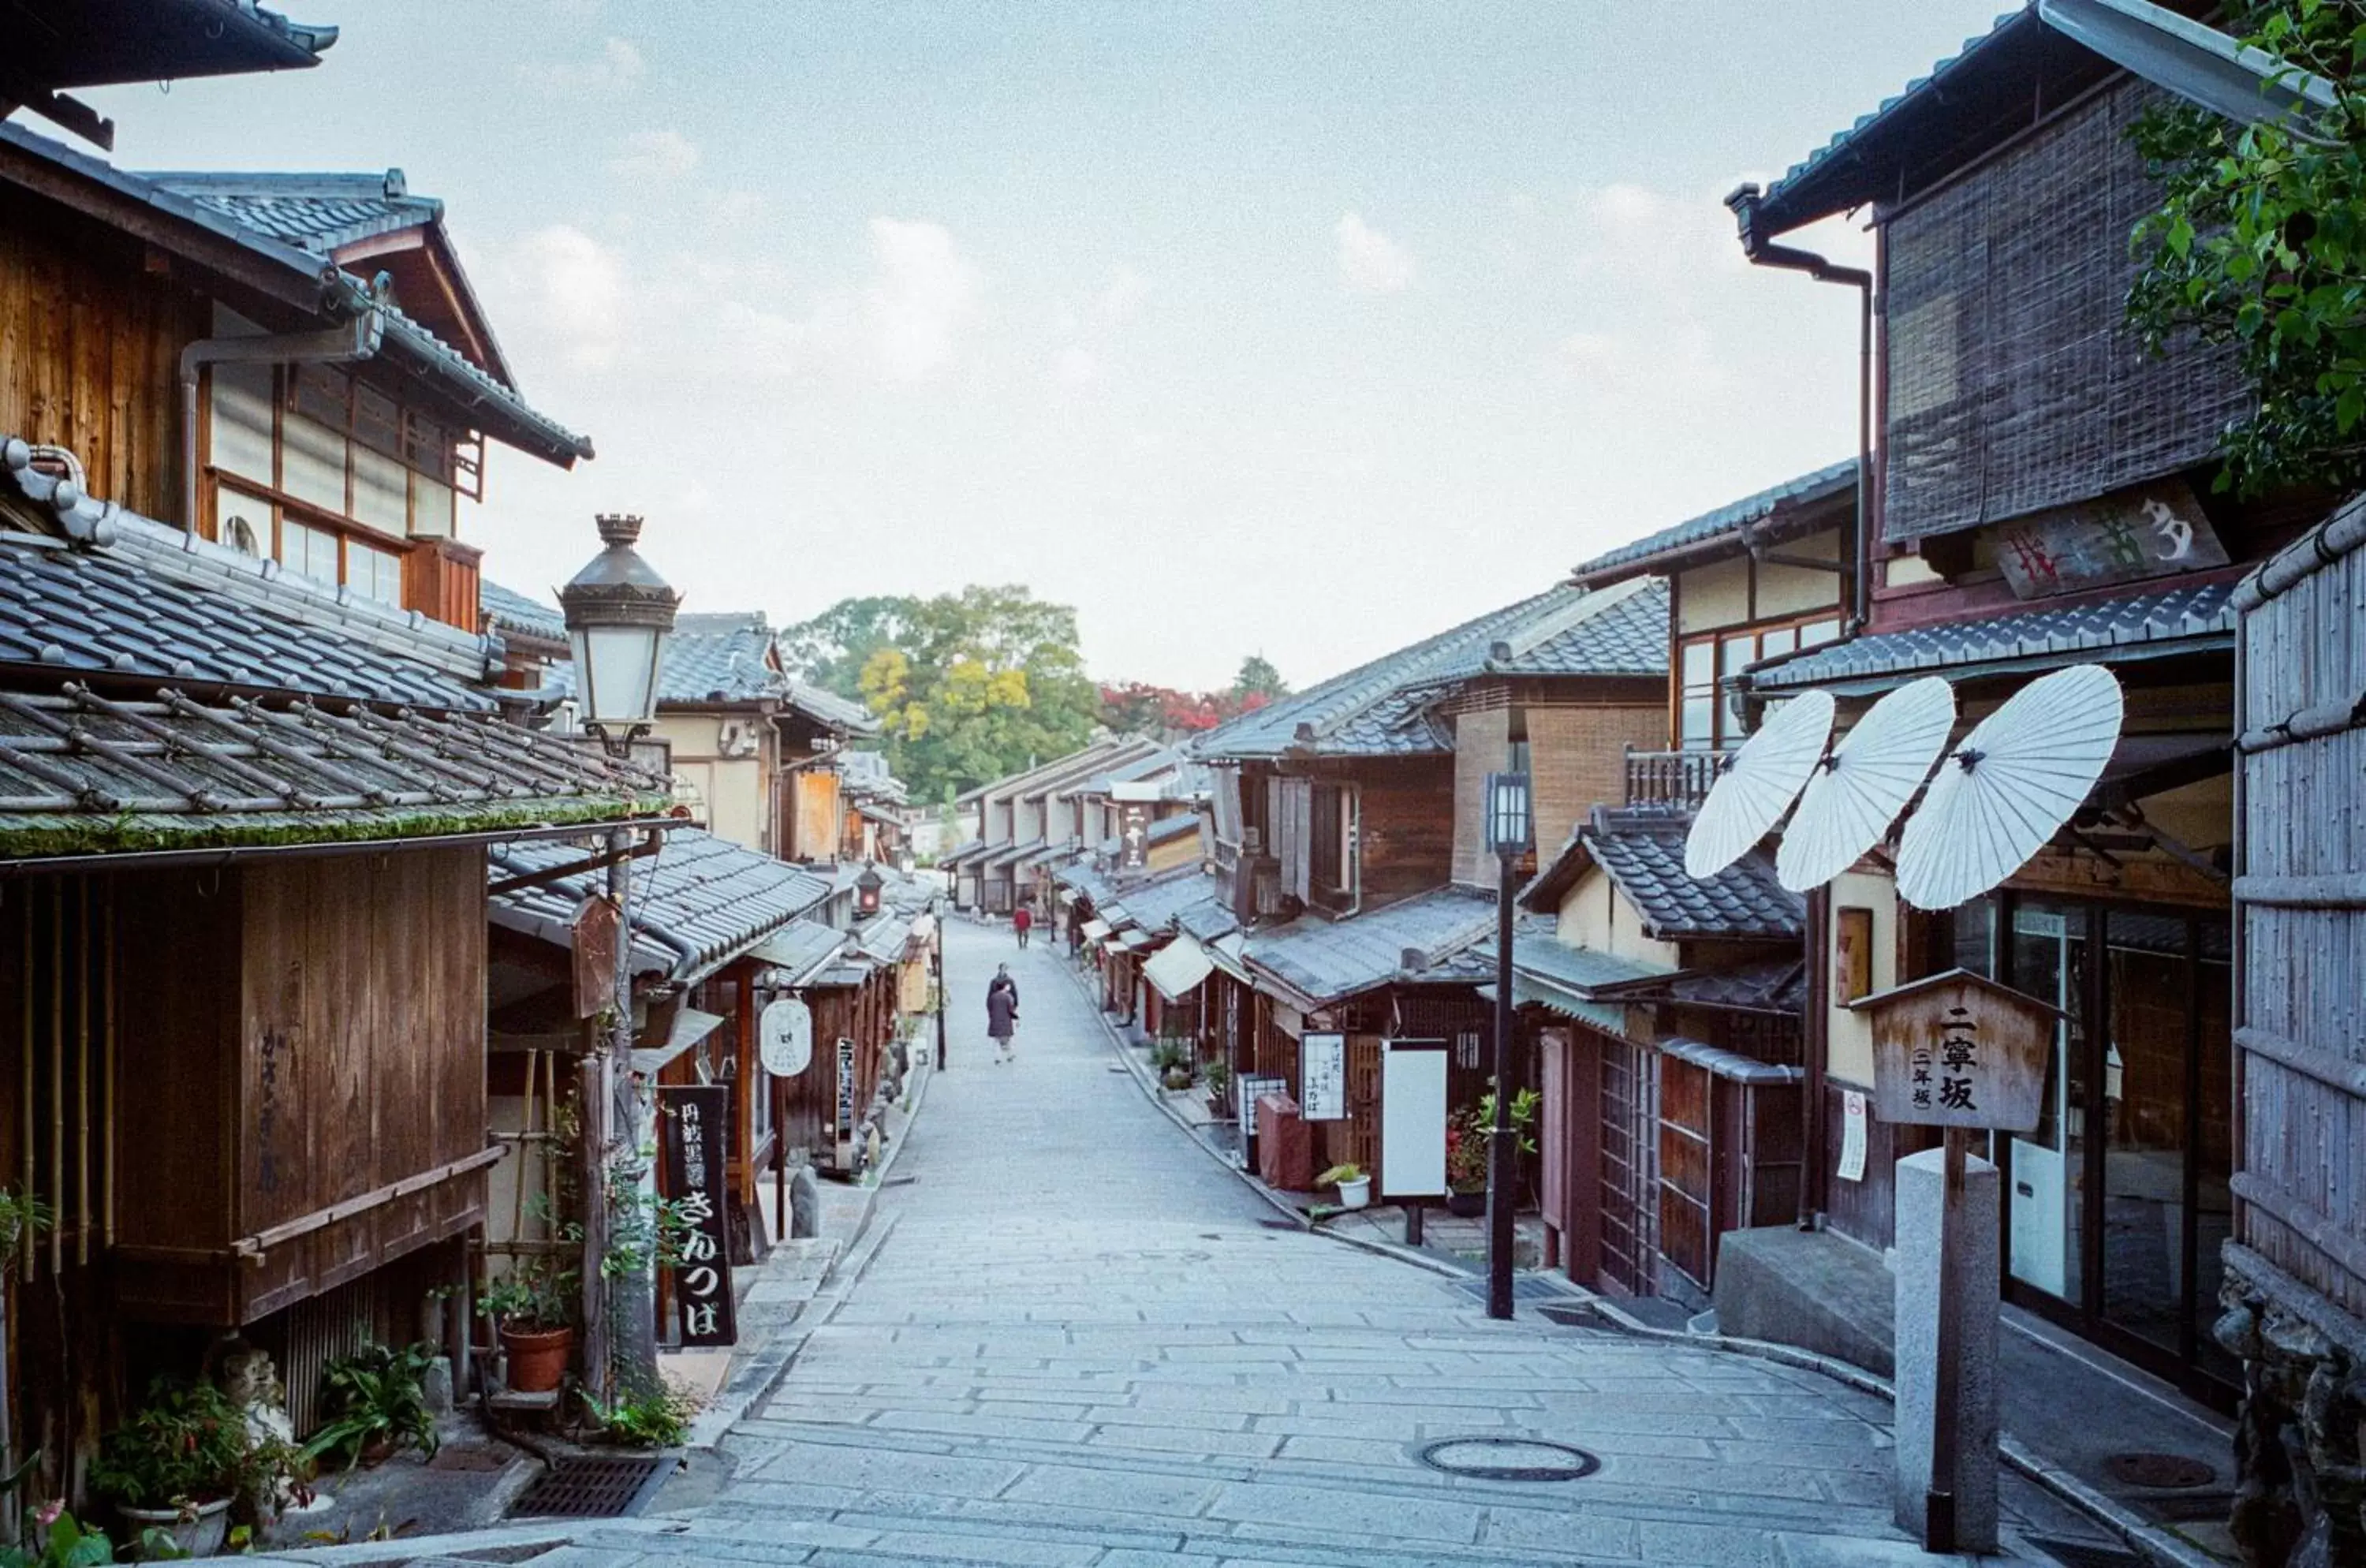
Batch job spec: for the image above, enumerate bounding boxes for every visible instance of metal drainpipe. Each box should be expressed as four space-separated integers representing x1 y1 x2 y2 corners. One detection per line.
1722 184 1875 633
178 308 384 534
1723 184 1878 1231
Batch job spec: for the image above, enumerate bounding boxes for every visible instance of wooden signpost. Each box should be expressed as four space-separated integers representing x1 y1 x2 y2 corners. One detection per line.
658 1084 736 1347
1850 969 2059 1555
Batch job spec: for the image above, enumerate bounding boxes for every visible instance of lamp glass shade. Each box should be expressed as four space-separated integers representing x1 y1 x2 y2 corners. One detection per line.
1483 771 1533 855
570 622 663 732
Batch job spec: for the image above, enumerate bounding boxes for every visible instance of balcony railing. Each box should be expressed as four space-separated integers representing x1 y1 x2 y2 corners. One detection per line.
1624 747 1736 810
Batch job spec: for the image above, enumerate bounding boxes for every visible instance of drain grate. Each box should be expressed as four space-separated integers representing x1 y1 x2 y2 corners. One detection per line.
1451 1275 1569 1304
2102 1451 2216 1490
2025 1536 2146 1568
509 1455 666 1518
1415 1435 1600 1483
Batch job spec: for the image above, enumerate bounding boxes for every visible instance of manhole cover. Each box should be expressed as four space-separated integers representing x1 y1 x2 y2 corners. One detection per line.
2103 1451 2216 1490
1415 1436 1600 1483
509 1455 666 1518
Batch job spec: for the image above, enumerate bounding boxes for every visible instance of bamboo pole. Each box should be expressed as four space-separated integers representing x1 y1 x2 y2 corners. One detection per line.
102 879 114 1248
47 879 61 1276
75 879 88 1267
19 894 32 1282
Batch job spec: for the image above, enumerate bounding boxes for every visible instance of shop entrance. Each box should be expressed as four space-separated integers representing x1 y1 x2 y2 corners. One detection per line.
1957 894 2236 1398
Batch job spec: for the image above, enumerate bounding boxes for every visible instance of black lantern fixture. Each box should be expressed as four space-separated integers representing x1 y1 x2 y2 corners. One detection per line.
558 513 680 757
1481 769 1532 1322
856 863 885 918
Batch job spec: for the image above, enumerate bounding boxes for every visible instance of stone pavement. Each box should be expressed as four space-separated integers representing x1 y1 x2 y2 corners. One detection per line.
277 920 2125 1567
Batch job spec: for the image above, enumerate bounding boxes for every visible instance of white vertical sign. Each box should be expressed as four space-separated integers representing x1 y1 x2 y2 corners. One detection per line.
1300 1032 1345 1122
1379 1039 1447 1199
1838 1089 1868 1183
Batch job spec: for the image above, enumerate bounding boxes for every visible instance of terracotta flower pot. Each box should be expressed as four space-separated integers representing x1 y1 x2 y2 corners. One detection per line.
499 1324 575 1394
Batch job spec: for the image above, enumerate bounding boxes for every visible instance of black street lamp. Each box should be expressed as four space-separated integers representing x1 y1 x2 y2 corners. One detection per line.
1482 770 1533 1322
857 863 886 919
558 512 679 1402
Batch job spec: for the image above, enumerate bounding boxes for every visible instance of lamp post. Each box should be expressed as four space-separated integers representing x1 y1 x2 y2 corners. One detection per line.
559 513 679 1405
856 863 885 920
1483 771 1533 1322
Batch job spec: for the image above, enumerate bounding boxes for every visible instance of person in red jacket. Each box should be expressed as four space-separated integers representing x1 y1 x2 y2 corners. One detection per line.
1013 903 1033 950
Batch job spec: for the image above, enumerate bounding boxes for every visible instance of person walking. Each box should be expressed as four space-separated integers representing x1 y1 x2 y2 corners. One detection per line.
986 964 1021 1064
1013 903 1033 950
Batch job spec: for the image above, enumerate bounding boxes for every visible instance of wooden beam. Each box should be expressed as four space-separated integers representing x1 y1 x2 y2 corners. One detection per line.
230 1144 507 1261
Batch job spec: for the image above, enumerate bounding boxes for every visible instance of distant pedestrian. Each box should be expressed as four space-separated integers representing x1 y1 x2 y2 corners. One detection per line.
987 965 1021 1064
1013 904 1033 950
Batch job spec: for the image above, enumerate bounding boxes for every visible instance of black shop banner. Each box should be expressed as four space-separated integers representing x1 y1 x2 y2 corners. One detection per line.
659 1084 737 1347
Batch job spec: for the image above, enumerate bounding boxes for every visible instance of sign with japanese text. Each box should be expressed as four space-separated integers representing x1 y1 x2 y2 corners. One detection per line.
570 894 621 1019
659 1084 737 1347
1838 1090 1868 1183
1856 970 2055 1133
1299 1032 1345 1122
1120 802 1150 872
1993 481 2228 600
833 1036 858 1170
759 997 813 1078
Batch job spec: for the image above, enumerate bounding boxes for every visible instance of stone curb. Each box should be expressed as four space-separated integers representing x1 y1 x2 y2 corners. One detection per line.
1572 1294 2225 1568
242 1515 695 1566
681 1040 937 1453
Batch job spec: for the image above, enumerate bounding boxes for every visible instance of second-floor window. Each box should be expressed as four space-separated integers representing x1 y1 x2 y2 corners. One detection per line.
1677 615 1842 749
1305 782 1358 911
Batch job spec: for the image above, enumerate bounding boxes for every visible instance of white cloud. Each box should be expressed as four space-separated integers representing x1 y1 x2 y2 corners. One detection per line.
519 37 644 95
504 226 628 369
1095 267 1151 325
1053 345 1101 386
1336 211 1413 294
608 128 698 180
862 218 980 382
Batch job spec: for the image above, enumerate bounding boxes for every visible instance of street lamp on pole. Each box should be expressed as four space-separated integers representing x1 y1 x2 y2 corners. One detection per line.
1482 771 1533 1323
559 513 679 1404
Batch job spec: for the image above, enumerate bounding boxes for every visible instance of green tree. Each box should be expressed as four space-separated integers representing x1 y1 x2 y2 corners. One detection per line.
2126 1 2366 494
780 585 1100 803
1230 653 1289 702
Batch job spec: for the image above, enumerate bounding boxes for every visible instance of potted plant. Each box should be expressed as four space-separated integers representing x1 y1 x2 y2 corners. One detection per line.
478 1259 578 1395
88 1378 251 1556
1317 1163 1371 1211
1151 1038 1193 1091
1201 1059 1231 1118
1445 1109 1489 1217
302 1343 441 1470
4 1505 188 1567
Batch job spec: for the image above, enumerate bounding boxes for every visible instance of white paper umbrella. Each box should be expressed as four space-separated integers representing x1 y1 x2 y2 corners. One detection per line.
1895 664 2125 910
1776 677 1957 893
1684 689 1834 881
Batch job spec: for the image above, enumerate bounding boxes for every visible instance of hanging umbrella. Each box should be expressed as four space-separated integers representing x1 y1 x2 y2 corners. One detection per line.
1776 677 1956 893
1895 664 2125 911
1684 689 1834 880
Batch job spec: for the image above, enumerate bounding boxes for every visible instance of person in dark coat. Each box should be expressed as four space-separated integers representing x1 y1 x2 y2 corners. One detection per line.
986 965 1021 1063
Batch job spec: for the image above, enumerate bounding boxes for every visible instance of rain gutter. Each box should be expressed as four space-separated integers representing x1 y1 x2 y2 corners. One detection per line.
179 304 383 536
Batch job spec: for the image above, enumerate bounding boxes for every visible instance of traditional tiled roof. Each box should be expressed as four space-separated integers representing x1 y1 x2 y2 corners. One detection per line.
1745 580 2237 694
838 749 909 804
488 827 831 984
788 678 876 734
146 170 441 258
1243 886 1496 1007
0 125 587 465
1194 582 1665 762
856 913 913 961
17 1 336 97
1582 806 1803 943
655 612 783 704
1148 814 1202 848
0 681 668 862
2 440 497 710
1055 861 1120 907
1570 460 1857 584
750 917 848 987
1174 897 1241 946
480 580 568 648
980 837 1045 872
939 837 987 868
1111 866 1226 933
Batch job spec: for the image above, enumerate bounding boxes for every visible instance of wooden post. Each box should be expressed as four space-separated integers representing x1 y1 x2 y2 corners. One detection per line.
1926 1126 1968 1554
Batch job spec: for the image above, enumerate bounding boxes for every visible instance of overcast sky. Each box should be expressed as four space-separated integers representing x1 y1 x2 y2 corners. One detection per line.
86 2 2010 692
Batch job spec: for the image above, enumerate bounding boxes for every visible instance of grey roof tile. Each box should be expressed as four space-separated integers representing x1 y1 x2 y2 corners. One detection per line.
1571 459 1857 583
1747 580 2237 693
1113 866 1226 933
2 447 497 709
488 827 831 983
480 579 568 645
1582 808 1803 943
144 170 441 256
1243 886 1497 1006
1194 581 1667 762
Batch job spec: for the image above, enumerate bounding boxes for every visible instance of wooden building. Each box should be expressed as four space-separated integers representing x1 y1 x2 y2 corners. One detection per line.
1187 579 1670 1193
0 446 664 1484
1715 8 2330 1400
942 738 1162 913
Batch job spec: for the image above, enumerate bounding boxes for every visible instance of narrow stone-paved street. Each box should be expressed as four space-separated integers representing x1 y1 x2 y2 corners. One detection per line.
496 920 2107 1567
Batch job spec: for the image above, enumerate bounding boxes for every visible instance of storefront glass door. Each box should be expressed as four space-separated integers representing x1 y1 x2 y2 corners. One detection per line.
2008 902 2088 1305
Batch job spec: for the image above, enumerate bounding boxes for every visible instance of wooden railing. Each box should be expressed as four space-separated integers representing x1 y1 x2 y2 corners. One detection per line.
1624 747 1736 809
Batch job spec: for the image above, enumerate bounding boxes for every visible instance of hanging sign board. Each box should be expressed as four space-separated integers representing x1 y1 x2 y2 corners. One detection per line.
1299 1032 1346 1122
1379 1039 1448 1199
759 998 813 1078
1994 480 2227 599
570 894 621 1019
832 1036 858 1169
1120 801 1151 872
1854 969 2059 1132
659 1085 737 1347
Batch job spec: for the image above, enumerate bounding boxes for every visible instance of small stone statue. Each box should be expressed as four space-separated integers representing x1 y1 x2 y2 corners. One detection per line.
789 1163 822 1239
